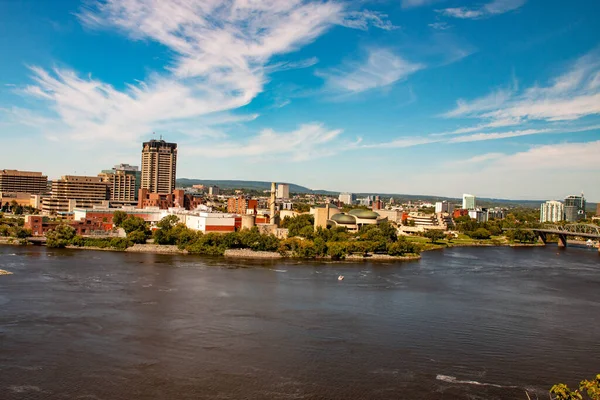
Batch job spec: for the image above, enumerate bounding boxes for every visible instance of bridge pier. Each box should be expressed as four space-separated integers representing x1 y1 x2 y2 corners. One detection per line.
538 232 547 245
557 234 568 248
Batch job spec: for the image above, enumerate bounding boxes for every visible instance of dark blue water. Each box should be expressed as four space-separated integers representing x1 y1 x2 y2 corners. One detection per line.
1 245 599 399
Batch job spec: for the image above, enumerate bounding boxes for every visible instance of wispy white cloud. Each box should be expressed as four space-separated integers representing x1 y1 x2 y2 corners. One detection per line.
196 123 344 161
451 152 505 164
447 128 550 143
402 0 438 9
360 136 439 149
14 0 394 147
438 0 526 19
317 48 424 94
428 22 452 30
487 140 600 171
443 49 600 126
338 10 399 31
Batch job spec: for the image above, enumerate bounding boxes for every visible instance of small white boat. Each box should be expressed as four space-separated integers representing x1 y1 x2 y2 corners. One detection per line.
586 240 595 248
338 275 344 281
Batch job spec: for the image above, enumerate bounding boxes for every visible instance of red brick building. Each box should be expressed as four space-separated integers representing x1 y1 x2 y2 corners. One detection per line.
227 196 258 215
137 189 203 210
453 209 470 218
24 215 106 236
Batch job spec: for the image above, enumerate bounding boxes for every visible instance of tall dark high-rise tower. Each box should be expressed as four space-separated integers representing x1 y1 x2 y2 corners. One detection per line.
140 139 177 194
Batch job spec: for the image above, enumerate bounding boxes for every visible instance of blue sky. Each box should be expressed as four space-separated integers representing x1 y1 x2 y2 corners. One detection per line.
1 0 599 201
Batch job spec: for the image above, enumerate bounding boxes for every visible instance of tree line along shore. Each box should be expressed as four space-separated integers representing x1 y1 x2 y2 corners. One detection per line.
0 209 563 261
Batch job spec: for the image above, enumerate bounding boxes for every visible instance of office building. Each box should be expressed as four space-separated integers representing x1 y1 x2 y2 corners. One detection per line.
338 192 355 205
564 194 586 222
435 201 454 214
0 169 48 194
42 175 110 214
276 184 290 199
208 186 220 196
227 196 258 215
140 139 177 194
540 200 564 223
99 164 140 204
468 209 488 223
462 194 476 210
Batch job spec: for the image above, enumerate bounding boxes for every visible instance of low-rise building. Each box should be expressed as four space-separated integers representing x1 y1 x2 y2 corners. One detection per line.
227 196 258 214
24 215 106 237
137 188 203 210
185 212 237 233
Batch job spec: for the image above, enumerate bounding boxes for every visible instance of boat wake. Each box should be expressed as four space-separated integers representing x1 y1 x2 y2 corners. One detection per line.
436 374 518 389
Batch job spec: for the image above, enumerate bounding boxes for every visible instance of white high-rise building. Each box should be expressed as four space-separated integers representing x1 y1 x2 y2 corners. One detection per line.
435 201 454 214
462 194 476 210
540 200 564 223
277 183 290 199
339 192 355 205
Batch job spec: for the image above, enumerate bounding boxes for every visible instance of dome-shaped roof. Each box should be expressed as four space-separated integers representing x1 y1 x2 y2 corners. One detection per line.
330 213 356 224
315 203 338 209
348 209 379 219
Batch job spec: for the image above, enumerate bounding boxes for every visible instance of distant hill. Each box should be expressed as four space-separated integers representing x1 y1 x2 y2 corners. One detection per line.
177 178 597 211
176 178 337 195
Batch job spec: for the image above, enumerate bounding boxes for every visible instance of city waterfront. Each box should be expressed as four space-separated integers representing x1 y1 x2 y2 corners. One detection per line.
1 245 599 399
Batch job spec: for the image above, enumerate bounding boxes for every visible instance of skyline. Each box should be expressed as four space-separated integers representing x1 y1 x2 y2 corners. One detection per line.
1 0 599 201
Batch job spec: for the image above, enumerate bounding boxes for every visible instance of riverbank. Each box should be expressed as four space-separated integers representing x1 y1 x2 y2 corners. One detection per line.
64 244 188 255
223 248 421 261
0 236 554 261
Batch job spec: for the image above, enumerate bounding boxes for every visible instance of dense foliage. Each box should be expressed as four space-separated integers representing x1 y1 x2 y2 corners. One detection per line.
277 216 418 259
424 230 445 243
550 374 600 400
120 215 151 244
0 215 31 239
46 225 76 248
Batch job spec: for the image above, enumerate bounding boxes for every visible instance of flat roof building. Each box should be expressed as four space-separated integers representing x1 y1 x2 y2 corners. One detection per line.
0 169 48 194
540 200 564 223
462 194 476 210
141 139 177 194
564 194 586 222
99 164 141 204
277 184 290 199
42 175 109 215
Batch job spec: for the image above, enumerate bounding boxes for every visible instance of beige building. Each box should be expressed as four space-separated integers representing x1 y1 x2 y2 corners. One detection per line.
311 203 341 229
99 164 140 204
42 175 109 214
0 169 48 194
277 183 290 199
141 139 177 194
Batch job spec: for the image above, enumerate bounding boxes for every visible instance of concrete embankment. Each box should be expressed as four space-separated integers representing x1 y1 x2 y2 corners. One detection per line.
224 249 283 259
125 244 188 255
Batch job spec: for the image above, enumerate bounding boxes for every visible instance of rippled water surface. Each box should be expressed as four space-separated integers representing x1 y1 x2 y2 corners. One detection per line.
1 245 599 399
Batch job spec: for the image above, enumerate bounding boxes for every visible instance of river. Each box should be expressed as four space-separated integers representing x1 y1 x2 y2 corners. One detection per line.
1 245 599 399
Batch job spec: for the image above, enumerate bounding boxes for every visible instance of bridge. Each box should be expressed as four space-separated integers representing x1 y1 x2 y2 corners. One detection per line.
527 224 600 248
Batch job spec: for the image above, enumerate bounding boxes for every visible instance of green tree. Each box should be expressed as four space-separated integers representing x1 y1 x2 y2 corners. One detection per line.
424 230 445 243
11 226 32 239
112 211 128 227
550 374 600 400
507 228 538 243
46 224 76 248
157 215 180 230
127 229 148 244
121 216 148 234
281 214 314 237
469 228 492 240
